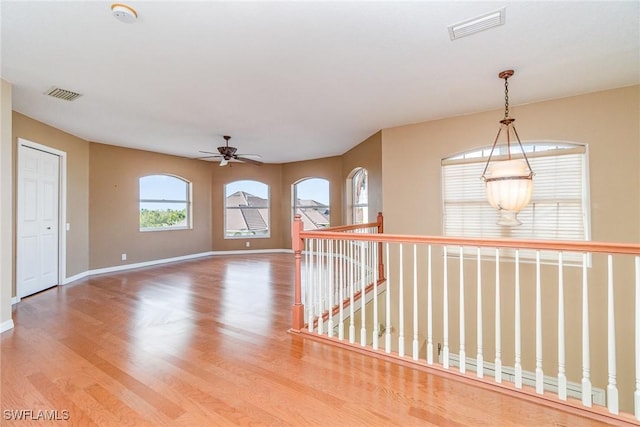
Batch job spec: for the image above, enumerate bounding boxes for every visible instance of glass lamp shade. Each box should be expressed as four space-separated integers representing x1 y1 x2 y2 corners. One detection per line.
484 159 533 226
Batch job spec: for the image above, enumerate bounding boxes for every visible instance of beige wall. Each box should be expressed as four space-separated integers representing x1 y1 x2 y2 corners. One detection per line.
7 112 385 290
89 143 212 269
1 80 13 330
342 131 382 224
12 112 91 281
381 85 640 411
211 162 284 251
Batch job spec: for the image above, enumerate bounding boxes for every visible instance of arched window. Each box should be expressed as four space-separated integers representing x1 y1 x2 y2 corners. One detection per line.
441 142 590 263
225 180 270 238
293 178 330 230
139 174 191 231
350 168 368 224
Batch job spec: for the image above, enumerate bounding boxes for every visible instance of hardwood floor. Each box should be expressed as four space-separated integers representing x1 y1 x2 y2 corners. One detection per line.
1 253 612 426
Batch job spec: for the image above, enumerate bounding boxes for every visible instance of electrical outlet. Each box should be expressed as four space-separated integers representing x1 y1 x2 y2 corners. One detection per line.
121 253 127 261
245 241 250 248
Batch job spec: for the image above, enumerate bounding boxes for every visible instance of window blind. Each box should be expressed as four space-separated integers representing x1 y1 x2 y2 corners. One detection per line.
442 144 589 263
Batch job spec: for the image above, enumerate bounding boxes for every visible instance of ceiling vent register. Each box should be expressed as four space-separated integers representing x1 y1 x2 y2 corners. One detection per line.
45 87 82 101
448 8 506 41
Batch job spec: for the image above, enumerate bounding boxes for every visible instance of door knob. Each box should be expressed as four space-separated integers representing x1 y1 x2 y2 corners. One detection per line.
46 227 51 230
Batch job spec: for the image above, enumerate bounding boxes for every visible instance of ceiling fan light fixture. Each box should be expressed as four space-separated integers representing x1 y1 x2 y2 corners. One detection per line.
195 135 264 166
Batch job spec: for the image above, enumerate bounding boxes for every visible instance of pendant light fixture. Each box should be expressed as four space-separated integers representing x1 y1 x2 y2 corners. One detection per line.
481 70 534 226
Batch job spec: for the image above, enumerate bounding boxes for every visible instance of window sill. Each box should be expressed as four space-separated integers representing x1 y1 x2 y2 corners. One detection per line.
140 226 191 232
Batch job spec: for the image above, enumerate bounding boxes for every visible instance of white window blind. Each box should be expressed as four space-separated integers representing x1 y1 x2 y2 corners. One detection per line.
442 143 590 263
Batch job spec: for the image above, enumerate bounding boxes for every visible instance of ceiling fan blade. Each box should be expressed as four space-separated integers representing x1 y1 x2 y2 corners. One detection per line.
192 154 222 160
199 150 219 155
219 158 229 167
235 156 263 166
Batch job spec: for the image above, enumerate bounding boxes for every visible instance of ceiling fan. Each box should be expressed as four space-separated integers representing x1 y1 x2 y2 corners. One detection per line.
196 136 263 167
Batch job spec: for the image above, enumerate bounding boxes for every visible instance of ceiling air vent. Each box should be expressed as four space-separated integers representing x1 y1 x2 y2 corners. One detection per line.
448 8 506 41
45 87 82 101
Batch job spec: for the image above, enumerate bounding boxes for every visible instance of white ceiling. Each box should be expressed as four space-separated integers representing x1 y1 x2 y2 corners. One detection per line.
1 1 639 164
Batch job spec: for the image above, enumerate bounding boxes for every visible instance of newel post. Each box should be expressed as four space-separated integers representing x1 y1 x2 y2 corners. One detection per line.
377 212 385 281
291 214 305 331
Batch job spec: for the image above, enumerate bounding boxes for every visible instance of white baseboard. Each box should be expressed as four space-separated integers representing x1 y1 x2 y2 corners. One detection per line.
211 249 292 255
62 249 292 285
86 251 217 277
62 270 90 285
440 352 606 406
0 319 14 334
11 296 20 305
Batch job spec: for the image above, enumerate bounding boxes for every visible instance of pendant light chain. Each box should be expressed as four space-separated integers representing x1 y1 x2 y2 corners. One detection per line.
504 75 510 120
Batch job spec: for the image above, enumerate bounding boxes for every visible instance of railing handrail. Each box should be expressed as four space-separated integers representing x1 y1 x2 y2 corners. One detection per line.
312 211 383 234
299 231 640 255
317 221 379 233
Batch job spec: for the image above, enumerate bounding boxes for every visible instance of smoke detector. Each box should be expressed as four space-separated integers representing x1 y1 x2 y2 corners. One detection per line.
111 3 138 23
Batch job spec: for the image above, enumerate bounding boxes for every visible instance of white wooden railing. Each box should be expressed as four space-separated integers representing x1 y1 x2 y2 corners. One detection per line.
290 213 640 425
293 214 384 338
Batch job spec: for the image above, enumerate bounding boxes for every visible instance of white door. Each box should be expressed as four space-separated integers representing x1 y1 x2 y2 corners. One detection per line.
18 145 60 297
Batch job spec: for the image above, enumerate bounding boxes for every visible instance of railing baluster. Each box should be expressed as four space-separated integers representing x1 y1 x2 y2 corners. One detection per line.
535 250 543 394
373 240 379 350
377 212 384 282
515 249 522 388
360 242 367 346
339 239 344 340
635 256 640 420
385 242 391 353
328 239 334 338
427 245 433 365
459 246 466 373
399 244 405 358
443 246 449 369
558 252 567 400
582 252 593 407
349 241 355 343
477 247 483 378
413 244 419 361
317 239 324 335
308 239 314 333
369 237 374 287
495 248 501 383
607 254 619 414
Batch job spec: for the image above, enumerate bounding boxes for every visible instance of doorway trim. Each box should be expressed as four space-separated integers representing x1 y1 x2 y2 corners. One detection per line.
16 138 67 299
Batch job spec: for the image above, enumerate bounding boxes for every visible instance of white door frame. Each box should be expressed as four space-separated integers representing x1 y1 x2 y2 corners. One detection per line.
16 138 67 299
